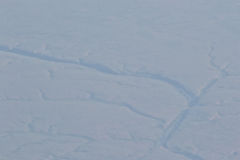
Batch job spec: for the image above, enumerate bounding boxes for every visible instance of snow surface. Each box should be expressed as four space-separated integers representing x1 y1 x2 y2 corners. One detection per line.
0 0 240 160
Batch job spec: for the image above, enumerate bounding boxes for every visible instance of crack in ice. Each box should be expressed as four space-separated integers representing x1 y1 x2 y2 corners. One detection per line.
0 44 228 160
0 44 195 104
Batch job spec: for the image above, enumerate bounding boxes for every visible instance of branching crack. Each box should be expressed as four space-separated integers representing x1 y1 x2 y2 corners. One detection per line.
0 44 230 160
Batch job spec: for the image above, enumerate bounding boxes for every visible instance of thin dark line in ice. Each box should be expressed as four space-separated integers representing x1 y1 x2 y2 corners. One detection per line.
0 44 195 103
157 81 219 158
0 45 78 64
0 45 119 75
88 93 165 123
208 46 229 77
161 109 189 147
121 102 164 122
188 78 218 107
0 45 220 160
154 47 228 160
128 71 196 104
168 146 204 160
78 58 118 75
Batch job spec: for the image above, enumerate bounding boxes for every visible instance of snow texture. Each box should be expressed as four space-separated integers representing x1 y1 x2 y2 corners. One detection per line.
0 0 240 160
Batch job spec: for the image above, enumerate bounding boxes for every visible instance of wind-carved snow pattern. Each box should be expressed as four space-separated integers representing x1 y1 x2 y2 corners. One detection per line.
0 44 230 160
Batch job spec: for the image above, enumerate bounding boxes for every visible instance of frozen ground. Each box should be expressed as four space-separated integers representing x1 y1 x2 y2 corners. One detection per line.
0 0 240 160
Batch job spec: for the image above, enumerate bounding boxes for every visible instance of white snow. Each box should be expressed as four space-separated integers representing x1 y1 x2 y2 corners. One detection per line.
0 0 240 160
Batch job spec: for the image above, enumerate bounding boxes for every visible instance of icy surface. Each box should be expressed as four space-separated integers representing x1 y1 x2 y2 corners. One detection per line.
0 0 240 160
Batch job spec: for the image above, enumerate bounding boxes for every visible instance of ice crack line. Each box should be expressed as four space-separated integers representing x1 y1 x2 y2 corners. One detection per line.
0 45 79 65
168 147 204 160
153 47 230 160
0 44 195 104
85 92 165 123
0 45 225 160
0 45 119 75
127 71 196 104
208 46 229 77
